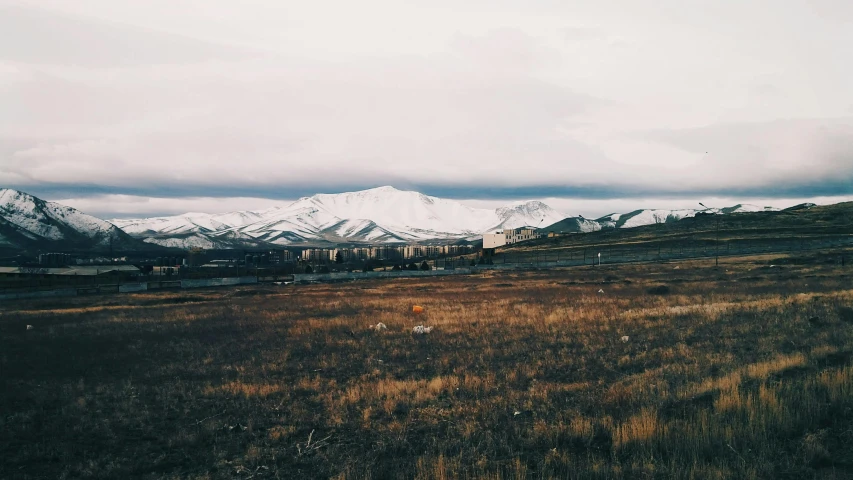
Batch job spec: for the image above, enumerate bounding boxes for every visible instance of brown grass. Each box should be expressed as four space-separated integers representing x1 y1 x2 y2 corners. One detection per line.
1 255 853 478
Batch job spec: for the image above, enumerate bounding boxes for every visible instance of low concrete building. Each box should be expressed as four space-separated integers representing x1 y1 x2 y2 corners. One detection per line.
504 227 539 244
483 227 540 249
483 232 507 249
38 253 72 267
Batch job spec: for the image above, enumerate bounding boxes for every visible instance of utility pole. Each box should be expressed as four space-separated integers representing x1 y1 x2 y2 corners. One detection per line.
536 218 544 267
699 202 720 266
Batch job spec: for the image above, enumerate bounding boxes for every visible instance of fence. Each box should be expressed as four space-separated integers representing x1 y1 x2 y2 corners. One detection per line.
3 234 850 300
293 268 474 282
492 234 853 267
180 277 258 288
0 276 260 301
0 288 79 301
0 265 296 293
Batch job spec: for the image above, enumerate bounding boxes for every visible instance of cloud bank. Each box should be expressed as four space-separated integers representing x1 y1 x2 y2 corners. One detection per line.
1 1 852 217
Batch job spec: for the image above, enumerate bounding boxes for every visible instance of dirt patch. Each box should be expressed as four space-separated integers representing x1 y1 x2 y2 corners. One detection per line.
647 285 671 295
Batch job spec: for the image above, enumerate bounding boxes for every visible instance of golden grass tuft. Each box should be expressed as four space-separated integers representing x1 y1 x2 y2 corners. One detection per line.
204 381 285 398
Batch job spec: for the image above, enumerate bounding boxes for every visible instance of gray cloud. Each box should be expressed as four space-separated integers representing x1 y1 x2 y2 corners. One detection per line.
640 118 853 190
1 1 852 217
560 26 605 41
0 5 249 66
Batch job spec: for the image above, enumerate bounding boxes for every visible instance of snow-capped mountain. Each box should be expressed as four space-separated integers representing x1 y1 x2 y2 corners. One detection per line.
112 186 567 247
111 210 268 249
545 204 778 233
0 187 787 252
107 188 785 248
720 204 777 214
494 201 565 231
595 208 700 229
0 189 143 252
540 216 604 234
112 210 264 236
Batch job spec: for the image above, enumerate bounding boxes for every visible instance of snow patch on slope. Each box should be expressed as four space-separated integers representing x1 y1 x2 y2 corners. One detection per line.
113 186 568 246
102 187 788 249
0 189 124 248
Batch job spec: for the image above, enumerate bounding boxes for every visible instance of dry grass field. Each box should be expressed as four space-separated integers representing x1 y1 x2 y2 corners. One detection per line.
2 252 853 479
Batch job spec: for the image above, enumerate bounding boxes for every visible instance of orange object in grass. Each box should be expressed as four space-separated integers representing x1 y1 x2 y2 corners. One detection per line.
412 305 424 314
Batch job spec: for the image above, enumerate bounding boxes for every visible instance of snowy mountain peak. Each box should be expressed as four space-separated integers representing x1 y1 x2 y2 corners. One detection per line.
0 188 137 251
1 187 803 251
364 185 401 193
108 187 570 247
496 200 554 218
97 186 797 249
493 201 565 230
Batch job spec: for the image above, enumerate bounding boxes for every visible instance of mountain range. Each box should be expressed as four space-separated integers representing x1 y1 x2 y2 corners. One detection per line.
110 187 567 248
0 189 142 253
0 186 780 252
546 204 776 234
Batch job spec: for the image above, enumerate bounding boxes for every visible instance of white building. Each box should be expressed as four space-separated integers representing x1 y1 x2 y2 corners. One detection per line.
483 232 507 249
504 227 539 244
483 227 541 249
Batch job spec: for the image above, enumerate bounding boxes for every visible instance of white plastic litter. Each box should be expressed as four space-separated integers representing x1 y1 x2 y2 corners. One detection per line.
412 325 433 334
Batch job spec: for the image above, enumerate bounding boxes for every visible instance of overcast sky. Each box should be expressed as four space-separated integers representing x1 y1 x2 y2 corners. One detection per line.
1 0 852 219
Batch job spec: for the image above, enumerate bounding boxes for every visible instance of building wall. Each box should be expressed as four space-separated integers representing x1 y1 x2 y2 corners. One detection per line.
483 233 507 249
329 249 351 262
295 244 473 262
370 246 402 260
268 249 294 264
38 253 72 267
301 249 331 261
351 248 370 260
504 227 539 244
